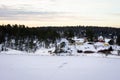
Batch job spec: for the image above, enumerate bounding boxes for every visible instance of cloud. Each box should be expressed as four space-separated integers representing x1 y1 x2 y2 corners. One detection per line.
0 5 58 15
0 5 105 22
0 0 120 27
0 5 66 21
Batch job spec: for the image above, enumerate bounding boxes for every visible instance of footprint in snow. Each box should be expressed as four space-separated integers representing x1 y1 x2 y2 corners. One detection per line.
58 62 68 69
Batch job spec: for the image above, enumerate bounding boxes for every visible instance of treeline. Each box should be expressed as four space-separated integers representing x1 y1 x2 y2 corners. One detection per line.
0 24 120 52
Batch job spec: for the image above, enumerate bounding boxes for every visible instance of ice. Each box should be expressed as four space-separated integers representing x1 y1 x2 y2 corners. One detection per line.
0 55 120 80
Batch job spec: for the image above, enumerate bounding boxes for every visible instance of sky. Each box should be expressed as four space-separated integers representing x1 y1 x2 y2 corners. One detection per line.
0 0 120 27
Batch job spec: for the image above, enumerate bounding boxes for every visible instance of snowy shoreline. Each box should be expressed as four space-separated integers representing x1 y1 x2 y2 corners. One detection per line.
1 52 120 60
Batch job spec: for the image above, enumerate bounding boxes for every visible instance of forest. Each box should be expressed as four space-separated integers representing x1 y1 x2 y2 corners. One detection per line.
0 24 120 52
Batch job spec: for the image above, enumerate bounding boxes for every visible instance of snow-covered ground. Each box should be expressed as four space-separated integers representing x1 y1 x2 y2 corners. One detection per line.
0 55 120 80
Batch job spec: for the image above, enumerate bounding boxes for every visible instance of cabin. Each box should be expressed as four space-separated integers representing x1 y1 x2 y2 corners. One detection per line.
98 36 104 42
104 38 111 46
97 36 111 46
72 37 85 45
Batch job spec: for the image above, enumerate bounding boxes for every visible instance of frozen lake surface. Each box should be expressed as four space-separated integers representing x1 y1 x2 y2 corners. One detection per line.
0 55 120 80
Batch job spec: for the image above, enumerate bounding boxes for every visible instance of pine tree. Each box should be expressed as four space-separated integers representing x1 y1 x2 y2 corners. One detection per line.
117 35 120 46
86 29 94 42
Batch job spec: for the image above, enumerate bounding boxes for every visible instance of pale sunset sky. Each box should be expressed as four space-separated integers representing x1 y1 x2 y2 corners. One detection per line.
0 0 120 27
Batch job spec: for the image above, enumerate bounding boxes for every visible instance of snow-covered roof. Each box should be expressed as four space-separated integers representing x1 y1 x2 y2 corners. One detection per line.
96 46 110 51
83 44 96 52
60 38 69 43
105 38 111 43
73 37 84 43
94 42 104 46
76 44 96 52
57 38 69 45
94 42 110 51
98 36 104 40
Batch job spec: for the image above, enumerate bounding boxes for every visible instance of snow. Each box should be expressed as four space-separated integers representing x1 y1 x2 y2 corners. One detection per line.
76 44 96 52
73 37 85 43
57 38 69 45
94 42 104 47
105 38 111 43
1 41 120 80
0 44 2 51
0 48 56 56
0 48 27 55
0 55 120 80
112 45 120 51
35 47 55 55
1 41 119 56
94 42 110 51
98 36 104 41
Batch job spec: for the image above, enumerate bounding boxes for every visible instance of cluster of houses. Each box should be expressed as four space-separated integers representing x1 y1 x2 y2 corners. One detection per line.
54 36 117 55
72 36 111 46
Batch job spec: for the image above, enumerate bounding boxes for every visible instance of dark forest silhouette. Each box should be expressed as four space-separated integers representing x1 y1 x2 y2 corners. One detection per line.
0 24 120 52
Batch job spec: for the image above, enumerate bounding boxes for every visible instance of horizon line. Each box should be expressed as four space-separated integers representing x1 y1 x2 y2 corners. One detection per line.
0 23 120 29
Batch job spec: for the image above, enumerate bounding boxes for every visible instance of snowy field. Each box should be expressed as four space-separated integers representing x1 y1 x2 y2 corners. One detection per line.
0 55 120 80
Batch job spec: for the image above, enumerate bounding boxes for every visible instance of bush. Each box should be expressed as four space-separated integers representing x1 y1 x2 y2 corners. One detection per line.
84 51 95 53
77 50 83 53
117 35 120 46
98 49 111 56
